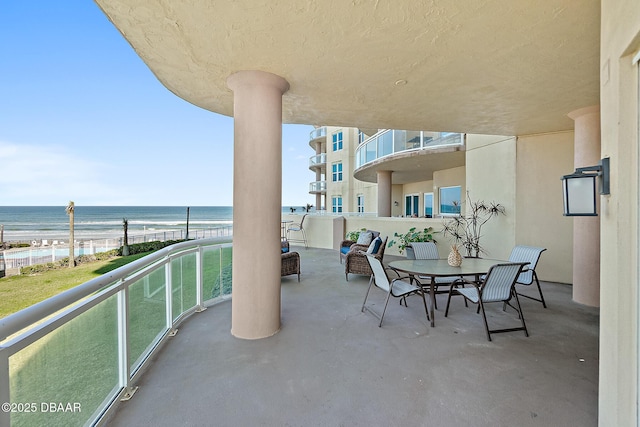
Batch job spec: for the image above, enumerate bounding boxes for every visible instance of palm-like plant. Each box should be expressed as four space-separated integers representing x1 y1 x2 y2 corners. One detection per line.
122 218 130 256
441 193 505 258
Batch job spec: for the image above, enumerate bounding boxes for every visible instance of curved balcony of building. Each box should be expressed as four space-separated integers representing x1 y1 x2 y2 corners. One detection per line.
309 180 327 194
308 126 327 148
309 153 327 171
354 130 466 184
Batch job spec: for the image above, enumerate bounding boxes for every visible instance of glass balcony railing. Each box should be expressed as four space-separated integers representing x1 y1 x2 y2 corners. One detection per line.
355 130 465 169
309 153 327 168
309 127 327 141
0 238 233 427
309 181 327 193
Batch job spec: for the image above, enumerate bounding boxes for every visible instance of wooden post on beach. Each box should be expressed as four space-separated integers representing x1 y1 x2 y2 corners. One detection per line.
66 201 75 268
0 224 3 246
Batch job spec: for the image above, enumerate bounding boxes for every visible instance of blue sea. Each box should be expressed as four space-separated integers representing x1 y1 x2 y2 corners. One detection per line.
0 206 306 242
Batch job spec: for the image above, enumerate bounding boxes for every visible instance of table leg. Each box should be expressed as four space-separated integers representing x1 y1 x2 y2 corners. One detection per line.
429 277 436 327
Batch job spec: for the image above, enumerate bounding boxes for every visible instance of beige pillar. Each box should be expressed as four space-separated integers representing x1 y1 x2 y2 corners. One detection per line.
568 105 601 307
377 170 392 217
227 70 289 339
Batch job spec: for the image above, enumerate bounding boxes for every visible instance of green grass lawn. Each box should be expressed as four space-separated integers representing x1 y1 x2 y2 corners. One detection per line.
0 253 149 318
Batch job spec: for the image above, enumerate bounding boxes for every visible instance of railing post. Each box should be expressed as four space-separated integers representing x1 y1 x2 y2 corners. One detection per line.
165 261 177 336
195 247 206 312
117 285 137 401
0 347 10 426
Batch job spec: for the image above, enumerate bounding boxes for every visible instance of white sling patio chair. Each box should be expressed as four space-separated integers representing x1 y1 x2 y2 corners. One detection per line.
445 262 529 341
508 246 547 308
286 214 308 248
361 252 430 327
408 242 464 308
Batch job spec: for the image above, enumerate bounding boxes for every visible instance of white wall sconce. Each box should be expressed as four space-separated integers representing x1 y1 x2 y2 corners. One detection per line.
561 157 610 216
394 201 399 206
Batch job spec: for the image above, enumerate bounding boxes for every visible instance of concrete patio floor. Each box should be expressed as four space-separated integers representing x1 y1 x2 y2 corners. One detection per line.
107 246 599 426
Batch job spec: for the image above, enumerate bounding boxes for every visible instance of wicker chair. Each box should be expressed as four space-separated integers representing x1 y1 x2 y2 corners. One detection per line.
280 240 300 281
281 251 301 281
344 236 387 281
339 230 380 263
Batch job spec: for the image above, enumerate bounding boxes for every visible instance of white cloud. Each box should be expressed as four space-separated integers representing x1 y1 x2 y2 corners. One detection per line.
0 140 122 205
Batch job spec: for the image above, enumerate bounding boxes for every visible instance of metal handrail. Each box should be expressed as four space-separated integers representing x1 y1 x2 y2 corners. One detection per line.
355 130 465 169
0 238 232 426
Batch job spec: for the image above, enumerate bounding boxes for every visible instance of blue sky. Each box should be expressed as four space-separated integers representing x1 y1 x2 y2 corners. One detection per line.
0 2 315 206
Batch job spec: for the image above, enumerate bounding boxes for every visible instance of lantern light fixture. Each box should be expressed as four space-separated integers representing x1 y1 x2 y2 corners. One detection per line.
561 157 610 216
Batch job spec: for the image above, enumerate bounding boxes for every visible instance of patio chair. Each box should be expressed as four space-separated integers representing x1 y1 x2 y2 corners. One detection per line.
339 229 380 263
344 236 387 281
286 214 308 248
509 246 547 308
281 251 301 282
361 253 430 327
444 262 529 341
408 242 463 308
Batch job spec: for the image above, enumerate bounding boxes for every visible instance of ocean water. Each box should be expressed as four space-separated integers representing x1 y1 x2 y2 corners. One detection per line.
0 206 306 242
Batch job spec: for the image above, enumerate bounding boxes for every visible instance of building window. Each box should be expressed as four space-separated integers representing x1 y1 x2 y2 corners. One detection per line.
439 186 461 215
357 195 365 213
424 192 434 218
332 131 343 151
358 131 366 144
332 196 343 213
405 194 419 217
332 162 343 182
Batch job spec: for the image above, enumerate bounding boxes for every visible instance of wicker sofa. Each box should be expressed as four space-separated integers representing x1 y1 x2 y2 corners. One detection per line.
344 235 387 281
281 241 300 281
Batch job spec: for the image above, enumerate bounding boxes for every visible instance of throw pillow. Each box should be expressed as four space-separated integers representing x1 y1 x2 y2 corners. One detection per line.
356 231 373 245
367 236 383 254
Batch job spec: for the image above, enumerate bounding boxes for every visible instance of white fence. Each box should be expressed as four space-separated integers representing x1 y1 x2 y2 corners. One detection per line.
1 226 233 270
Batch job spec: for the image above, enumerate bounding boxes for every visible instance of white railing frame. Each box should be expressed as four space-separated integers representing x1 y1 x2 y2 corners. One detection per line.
0 238 232 427
354 130 465 169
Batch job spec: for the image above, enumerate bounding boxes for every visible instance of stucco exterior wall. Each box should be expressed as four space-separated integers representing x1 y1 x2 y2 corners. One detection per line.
599 1 640 424
465 135 517 261
516 132 574 284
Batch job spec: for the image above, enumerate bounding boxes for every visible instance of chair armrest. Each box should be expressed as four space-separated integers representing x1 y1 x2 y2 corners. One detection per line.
340 239 356 248
349 243 369 252
386 267 412 281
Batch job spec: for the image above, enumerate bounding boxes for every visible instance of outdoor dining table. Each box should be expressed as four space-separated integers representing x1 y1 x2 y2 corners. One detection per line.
388 258 513 327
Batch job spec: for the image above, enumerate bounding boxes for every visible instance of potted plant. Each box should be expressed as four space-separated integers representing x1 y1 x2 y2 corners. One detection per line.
387 227 436 254
345 228 367 242
441 192 505 258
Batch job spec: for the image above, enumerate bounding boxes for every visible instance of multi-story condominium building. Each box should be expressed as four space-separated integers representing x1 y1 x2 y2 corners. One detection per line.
308 126 465 218
308 126 376 214
29 2 640 424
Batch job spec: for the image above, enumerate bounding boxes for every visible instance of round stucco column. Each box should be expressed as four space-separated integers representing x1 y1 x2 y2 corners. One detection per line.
568 105 601 307
227 70 290 339
377 170 392 217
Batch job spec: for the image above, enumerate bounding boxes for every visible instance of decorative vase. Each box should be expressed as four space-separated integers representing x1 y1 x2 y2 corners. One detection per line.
448 245 463 267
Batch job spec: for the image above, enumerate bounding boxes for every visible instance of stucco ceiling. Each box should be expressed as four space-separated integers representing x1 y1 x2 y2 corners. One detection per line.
95 0 600 136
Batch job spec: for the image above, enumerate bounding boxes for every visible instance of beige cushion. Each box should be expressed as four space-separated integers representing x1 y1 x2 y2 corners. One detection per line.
356 231 373 245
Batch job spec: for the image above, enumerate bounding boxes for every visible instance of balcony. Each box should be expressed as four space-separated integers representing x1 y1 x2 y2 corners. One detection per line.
0 241 598 426
354 130 466 184
309 126 327 147
309 180 326 194
109 247 596 426
308 153 327 170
